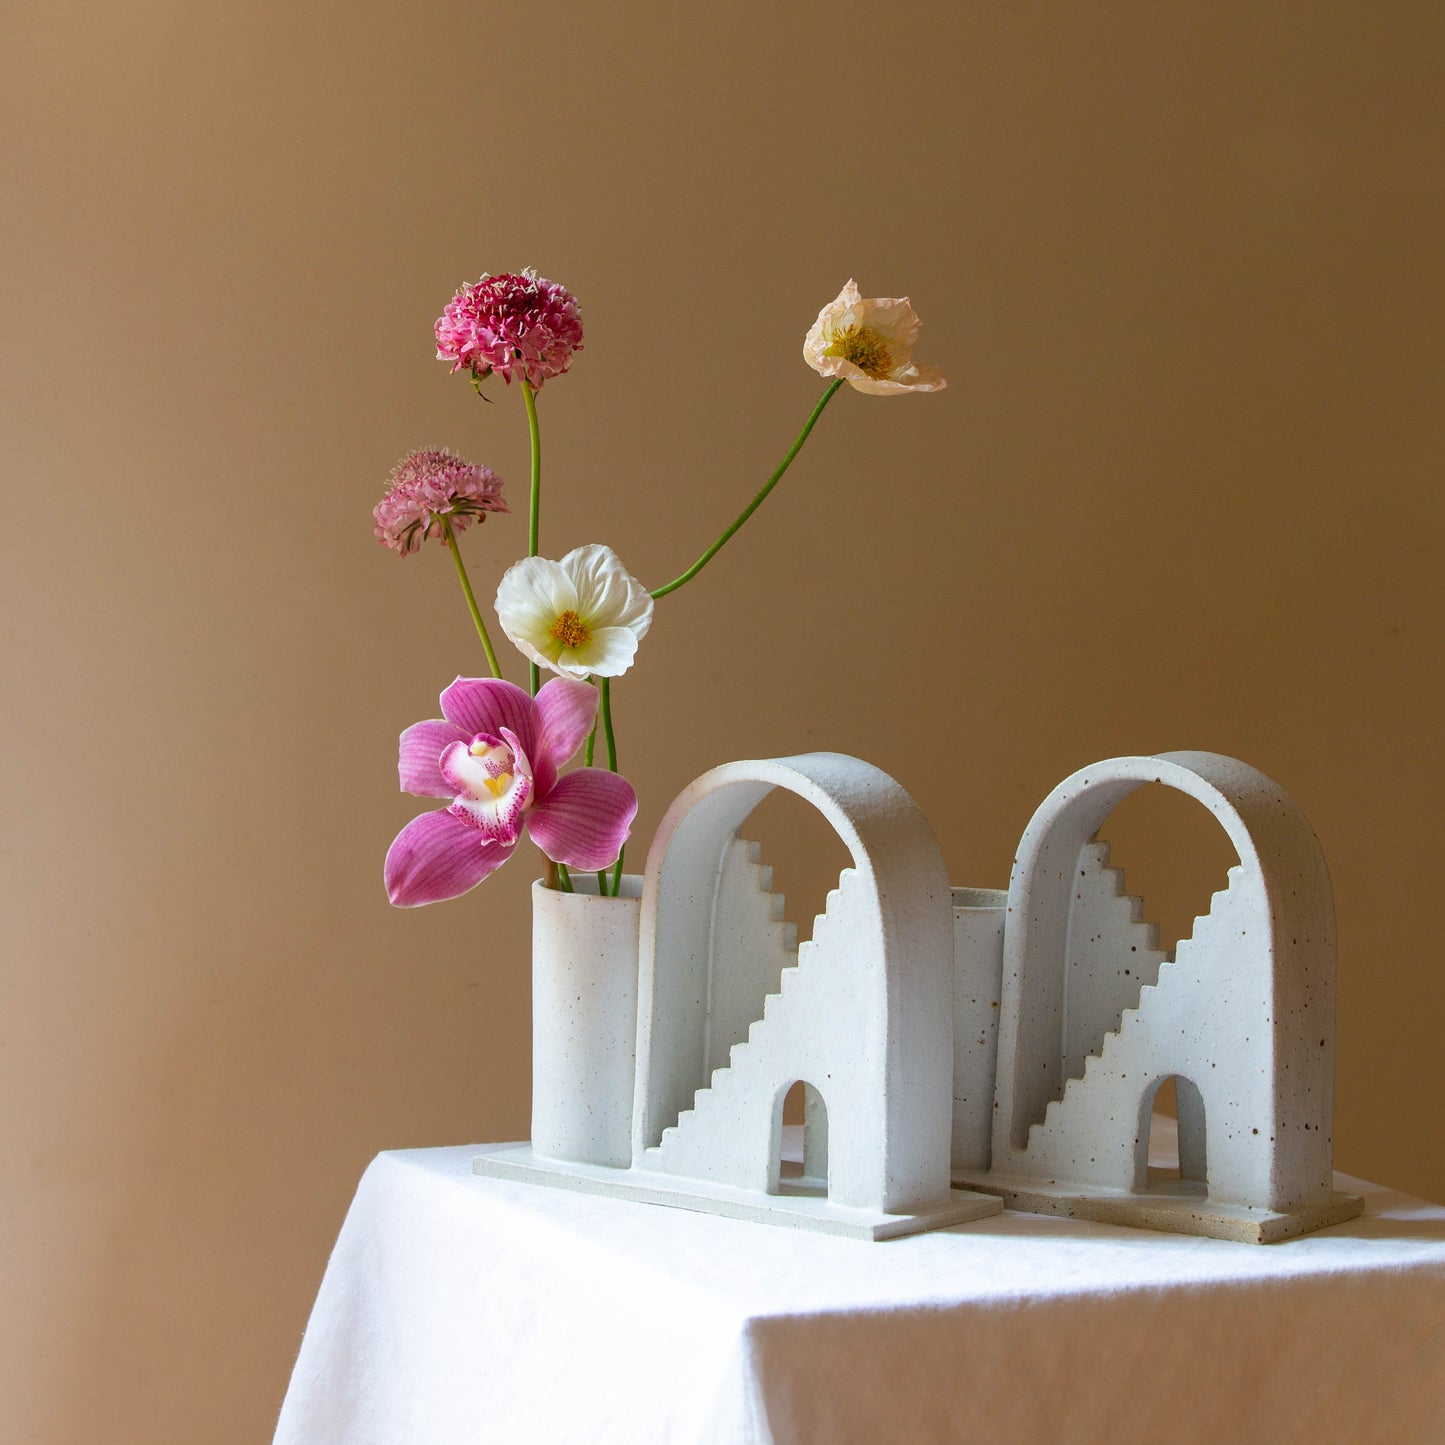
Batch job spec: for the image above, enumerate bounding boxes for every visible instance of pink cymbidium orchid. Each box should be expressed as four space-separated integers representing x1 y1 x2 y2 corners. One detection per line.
385 676 637 907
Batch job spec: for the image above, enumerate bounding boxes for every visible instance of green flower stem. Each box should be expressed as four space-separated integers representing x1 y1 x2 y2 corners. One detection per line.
582 681 606 893
599 677 626 895
585 675 599 766
522 378 542 555
649 378 845 600
522 378 543 697
601 677 618 771
439 514 502 678
556 862 574 893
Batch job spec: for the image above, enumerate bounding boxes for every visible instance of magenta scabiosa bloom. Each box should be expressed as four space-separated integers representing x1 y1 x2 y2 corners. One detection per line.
434 268 584 389
374 448 509 556
385 676 638 906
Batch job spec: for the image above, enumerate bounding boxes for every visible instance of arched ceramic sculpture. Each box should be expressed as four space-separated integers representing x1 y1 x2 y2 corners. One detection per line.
475 752 1002 1240
952 751 1364 1243
477 746 1357 1243
635 753 996 1221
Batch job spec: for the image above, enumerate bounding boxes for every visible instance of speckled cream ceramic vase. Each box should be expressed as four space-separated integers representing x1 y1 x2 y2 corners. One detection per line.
530 875 642 1167
951 887 1008 1173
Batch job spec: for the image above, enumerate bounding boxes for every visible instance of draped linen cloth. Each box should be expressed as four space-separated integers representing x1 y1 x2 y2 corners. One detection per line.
274 1131 1445 1445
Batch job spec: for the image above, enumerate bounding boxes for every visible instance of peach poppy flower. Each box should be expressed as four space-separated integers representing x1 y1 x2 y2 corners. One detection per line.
803 279 946 396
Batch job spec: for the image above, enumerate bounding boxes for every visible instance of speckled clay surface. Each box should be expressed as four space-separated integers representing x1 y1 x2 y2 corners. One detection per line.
478 752 1003 1238
529 874 642 1167
481 747 1360 1244
953 751 1363 1241
633 753 988 1221
950 888 1007 1173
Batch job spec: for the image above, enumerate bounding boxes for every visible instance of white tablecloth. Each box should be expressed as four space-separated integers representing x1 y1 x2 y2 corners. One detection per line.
274 1128 1445 1444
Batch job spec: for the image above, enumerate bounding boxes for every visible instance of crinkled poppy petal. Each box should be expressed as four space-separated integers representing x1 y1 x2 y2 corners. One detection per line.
566 624 641 678
529 647 592 680
496 556 580 632
384 809 516 907
398 719 470 798
562 543 655 638
857 297 920 350
495 557 584 674
807 352 866 384
533 676 599 787
439 676 538 758
847 364 947 396
525 767 638 871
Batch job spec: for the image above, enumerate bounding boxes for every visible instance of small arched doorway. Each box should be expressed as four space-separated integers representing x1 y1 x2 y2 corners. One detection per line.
772 1080 829 1198
1138 1074 1207 1196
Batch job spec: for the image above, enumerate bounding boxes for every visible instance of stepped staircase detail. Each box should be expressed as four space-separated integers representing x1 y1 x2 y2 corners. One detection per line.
701 837 799 1079
1060 841 1172 1085
642 866 868 1190
1016 865 1248 1190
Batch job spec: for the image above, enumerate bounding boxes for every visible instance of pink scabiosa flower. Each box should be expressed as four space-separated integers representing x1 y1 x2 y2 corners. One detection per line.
374 448 508 556
435 269 584 389
803 279 947 395
385 676 637 907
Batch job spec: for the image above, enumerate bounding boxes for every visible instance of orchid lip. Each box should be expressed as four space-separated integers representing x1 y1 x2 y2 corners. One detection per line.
438 727 534 845
441 732 515 799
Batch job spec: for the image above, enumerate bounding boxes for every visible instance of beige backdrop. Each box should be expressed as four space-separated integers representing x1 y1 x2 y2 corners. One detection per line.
4 3 1443 1440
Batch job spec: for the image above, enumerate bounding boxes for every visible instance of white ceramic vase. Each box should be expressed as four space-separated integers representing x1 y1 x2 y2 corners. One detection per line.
530 874 642 1167
950 886 1008 1173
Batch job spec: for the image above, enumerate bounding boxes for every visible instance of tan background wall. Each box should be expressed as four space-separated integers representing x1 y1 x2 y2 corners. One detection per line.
4 3 1442 1440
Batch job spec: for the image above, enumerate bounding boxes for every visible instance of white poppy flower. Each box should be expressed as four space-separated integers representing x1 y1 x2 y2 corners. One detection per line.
495 543 654 679
803 279 947 396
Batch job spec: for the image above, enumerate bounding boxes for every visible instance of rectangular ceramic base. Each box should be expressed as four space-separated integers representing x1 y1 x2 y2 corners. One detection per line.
474 1143 1003 1241
952 1171 1365 1243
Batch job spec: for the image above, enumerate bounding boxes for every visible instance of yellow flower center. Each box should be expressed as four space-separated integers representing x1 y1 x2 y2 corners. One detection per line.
823 325 893 379
548 609 592 649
